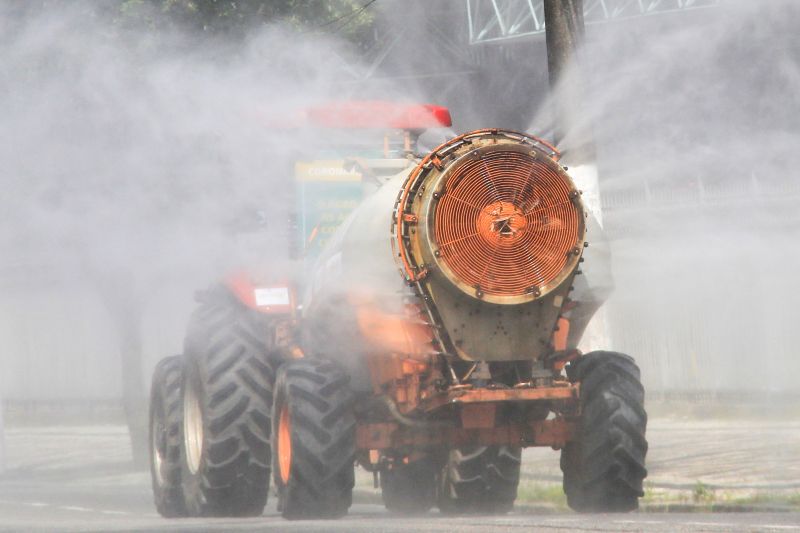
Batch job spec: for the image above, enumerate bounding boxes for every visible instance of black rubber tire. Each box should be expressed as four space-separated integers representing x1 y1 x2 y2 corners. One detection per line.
381 458 437 514
149 355 187 518
179 289 278 517
438 445 521 514
272 359 355 520
561 351 648 513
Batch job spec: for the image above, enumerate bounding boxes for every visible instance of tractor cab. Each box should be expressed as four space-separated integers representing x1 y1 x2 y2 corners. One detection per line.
225 101 452 315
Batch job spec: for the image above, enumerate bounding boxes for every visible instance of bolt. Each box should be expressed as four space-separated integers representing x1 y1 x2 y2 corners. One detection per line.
434 250 441 257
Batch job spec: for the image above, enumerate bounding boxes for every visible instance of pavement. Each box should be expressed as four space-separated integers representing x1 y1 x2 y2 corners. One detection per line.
0 420 797 532
522 418 800 495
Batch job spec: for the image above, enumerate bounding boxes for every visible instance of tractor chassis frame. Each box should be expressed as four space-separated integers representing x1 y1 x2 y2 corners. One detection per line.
357 382 579 452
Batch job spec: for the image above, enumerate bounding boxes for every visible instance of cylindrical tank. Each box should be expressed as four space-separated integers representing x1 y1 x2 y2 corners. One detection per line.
303 130 596 391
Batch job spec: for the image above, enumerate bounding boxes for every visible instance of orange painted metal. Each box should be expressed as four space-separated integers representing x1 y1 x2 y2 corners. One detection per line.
353 296 435 363
356 312 435 363
349 292 440 411
553 317 570 352
460 404 497 429
356 418 575 451
552 349 581 372
422 382 579 412
223 272 294 315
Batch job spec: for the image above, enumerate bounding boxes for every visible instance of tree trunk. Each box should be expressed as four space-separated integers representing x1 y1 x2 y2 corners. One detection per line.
97 272 149 470
0 395 6 475
118 305 149 470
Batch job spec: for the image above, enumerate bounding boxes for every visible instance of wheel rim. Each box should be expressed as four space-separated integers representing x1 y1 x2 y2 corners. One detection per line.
183 376 204 475
151 408 166 486
278 404 292 484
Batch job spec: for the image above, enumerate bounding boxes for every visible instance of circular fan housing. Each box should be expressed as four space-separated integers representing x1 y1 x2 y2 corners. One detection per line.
420 138 585 304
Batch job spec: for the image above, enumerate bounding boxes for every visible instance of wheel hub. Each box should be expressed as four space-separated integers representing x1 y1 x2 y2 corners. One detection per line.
183 377 204 475
151 413 166 486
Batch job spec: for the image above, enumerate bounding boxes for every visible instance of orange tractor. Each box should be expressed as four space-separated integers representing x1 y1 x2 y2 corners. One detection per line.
148 102 647 519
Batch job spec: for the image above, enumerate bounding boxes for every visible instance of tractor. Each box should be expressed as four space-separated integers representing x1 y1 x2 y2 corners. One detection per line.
148 101 647 519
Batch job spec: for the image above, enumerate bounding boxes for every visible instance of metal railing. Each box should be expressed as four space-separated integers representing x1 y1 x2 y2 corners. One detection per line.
466 0 721 44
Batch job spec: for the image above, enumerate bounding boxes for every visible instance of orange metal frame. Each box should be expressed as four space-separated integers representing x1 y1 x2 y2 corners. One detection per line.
420 382 579 412
357 383 579 451
356 418 575 451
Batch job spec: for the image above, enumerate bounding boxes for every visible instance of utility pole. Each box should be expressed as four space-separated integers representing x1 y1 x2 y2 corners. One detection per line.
542 0 601 223
544 0 587 149
544 0 611 353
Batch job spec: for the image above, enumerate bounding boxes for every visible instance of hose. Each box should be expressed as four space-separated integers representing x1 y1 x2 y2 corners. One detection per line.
380 396 453 429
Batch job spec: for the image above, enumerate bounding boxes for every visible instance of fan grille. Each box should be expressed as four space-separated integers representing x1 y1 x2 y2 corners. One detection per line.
433 150 581 297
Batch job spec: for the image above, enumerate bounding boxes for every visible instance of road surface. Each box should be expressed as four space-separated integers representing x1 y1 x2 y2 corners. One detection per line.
0 419 797 532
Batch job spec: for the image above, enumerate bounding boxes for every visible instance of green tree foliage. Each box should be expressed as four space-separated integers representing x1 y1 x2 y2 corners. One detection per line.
119 0 376 45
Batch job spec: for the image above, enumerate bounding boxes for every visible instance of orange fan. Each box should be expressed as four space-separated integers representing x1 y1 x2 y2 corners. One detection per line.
433 149 580 297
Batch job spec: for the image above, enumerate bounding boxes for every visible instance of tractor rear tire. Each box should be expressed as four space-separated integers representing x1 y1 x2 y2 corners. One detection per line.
272 359 355 520
179 289 278 517
561 351 648 513
381 458 437 514
149 355 187 518
438 445 521 514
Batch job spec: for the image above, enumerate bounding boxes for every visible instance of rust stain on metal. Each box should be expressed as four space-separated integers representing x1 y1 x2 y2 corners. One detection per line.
355 418 575 451
422 382 579 412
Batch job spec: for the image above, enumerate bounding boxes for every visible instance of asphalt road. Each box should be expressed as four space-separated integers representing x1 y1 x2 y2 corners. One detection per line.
0 421 798 532
0 501 798 533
